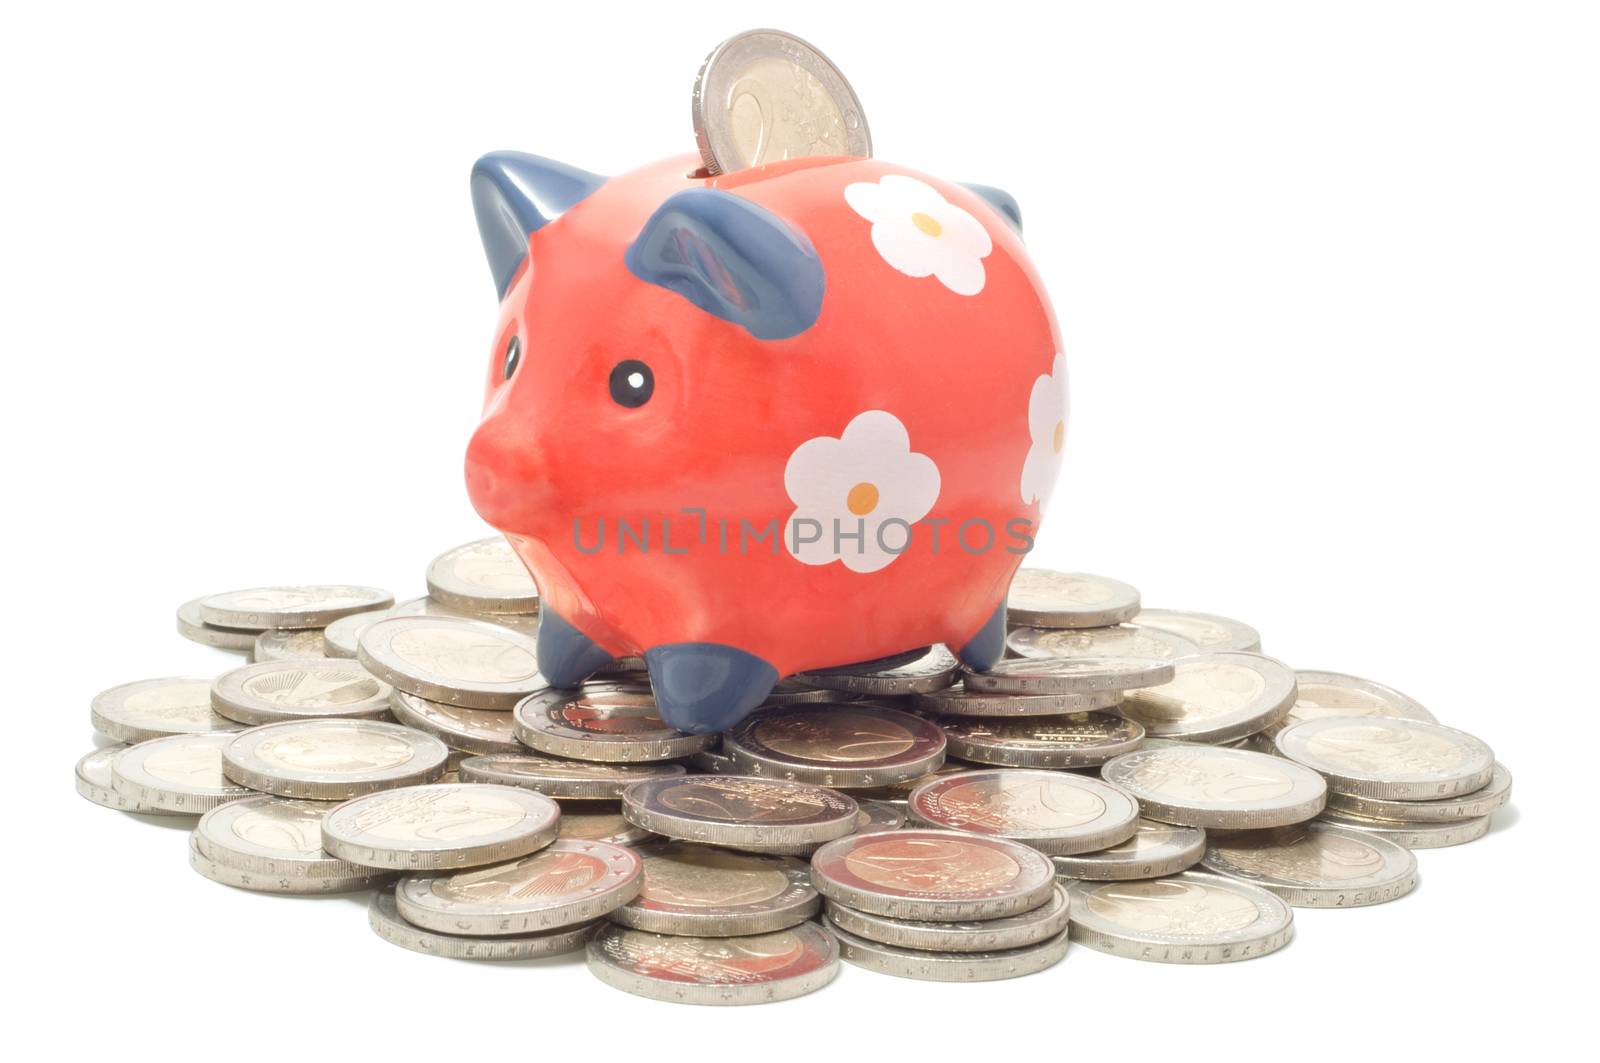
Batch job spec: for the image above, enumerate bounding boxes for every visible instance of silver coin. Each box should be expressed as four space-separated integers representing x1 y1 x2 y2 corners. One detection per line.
596 656 648 678
359 615 543 710
1120 652 1298 744
823 881 1070 953
1132 609 1262 653
192 806 386 894
425 537 540 615
222 718 449 799
368 890 592 961
1142 736 1252 751
1102 746 1327 829
75 746 171 814
513 682 713 763
1326 762 1513 823
1050 818 1207 881
111 733 253 813
722 703 946 788
1317 809 1494 849
187 833 385 894
397 838 642 933
610 842 818 935
321 783 559 870
1276 716 1494 800
1066 871 1293 963
855 800 906 834
385 595 540 637
622 776 858 849
251 628 328 663
1008 625 1199 662
737 796 903 855
199 585 394 631
588 921 838 1005
321 608 387 658
793 646 960 696
557 804 658 846
459 752 687 799
1201 822 1418 908
715 838 827 858
807 647 930 674
756 679 850 707
939 712 1144 769
685 747 740 775
1266 669 1439 737
1007 569 1141 629
907 769 1140 856
1237 732 1281 756
810 828 1057 921
210 659 391 726
912 682 1125 717
849 758 983 804
716 798 901 854
91 676 239 743
388 690 521 755
175 597 256 651
194 794 374 883
692 28 870 176
963 656 1174 696
825 916 1070 982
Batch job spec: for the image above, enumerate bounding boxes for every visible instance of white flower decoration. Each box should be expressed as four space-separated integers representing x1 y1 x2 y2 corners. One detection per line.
784 411 941 573
844 174 993 296
1020 353 1068 509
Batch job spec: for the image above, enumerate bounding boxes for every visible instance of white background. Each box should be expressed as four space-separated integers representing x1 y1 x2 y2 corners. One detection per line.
3 0 1594 1055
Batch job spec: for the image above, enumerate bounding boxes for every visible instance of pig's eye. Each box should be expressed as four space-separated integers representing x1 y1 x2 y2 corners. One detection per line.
609 360 654 408
502 336 522 380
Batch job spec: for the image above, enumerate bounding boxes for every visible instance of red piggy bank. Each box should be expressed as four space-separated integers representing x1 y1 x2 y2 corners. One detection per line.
464 151 1065 732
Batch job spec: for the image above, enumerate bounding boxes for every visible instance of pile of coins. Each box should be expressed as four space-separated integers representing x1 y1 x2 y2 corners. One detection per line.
76 540 1512 1003
72 30 1511 1005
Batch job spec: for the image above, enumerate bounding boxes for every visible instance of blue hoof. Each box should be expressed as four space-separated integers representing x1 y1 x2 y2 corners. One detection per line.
644 643 779 734
536 610 614 688
957 602 1008 671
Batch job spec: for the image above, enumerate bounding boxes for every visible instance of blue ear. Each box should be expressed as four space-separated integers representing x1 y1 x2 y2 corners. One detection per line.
472 152 606 299
961 183 1023 235
625 189 824 341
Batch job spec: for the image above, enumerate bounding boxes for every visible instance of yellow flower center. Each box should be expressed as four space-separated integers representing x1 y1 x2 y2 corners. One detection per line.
1052 421 1065 453
911 211 943 238
846 482 880 516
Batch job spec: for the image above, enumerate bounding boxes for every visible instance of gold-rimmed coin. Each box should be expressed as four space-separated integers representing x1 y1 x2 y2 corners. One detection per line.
358 614 543 710
609 842 819 936
1006 569 1141 628
424 537 539 615
809 829 1056 921
938 712 1144 769
91 676 238 743
721 702 945 787
211 658 391 725
513 682 713 763
907 769 1140 856
692 28 870 176
199 585 393 631
1275 716 1494 800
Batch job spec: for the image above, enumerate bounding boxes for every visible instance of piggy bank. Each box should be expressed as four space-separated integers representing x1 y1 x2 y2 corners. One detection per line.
464 151 1065 733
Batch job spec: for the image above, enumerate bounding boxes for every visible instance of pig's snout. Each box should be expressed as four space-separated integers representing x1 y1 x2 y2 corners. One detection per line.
465 418 550 529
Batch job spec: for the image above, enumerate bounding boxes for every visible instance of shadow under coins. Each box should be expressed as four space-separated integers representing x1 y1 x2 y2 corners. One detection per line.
1487 803 1520 835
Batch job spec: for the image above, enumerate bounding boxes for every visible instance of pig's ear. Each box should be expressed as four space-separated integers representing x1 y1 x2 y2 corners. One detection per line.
625 189 824 340
472 152 606 299
961 183 1023 235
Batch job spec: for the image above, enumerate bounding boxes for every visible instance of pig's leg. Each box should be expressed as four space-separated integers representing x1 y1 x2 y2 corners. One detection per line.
643 643 778 734
955 601 1008 672
536 610 614 688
